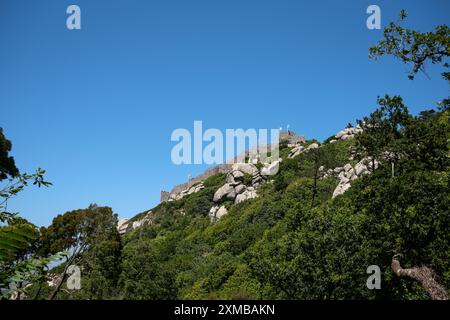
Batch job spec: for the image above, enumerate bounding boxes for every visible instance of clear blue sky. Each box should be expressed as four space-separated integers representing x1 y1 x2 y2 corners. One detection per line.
1 0 449 227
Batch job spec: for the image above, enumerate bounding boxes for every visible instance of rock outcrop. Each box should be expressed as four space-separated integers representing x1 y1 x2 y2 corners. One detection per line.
234 187 258 204
117 218 129 235
260 160 281 176
288 142 319 159
212 163 264 205
161 131 304 203
116 211 153 234
209 162 268 220
208 205 228 222
329 126 363 143
319 157 379 198
119 128 379 231
160 164 232 202
213 183 236 202
167 182 205 202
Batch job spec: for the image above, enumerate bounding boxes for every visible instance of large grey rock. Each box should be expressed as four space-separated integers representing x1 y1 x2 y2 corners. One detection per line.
226 173 236 184
332 182 351 198
213 183 236 202
307 143 319 150
334 167 343 173
343 163 353 172
335 130 347 139
232 170 244 180
345 167 355 178
354 162 368 176
131 212 153 229
333 127 363 142
215 206 228 220
234 184 246 195
209 205 219 220
117 219 129 235
209 205 228 221
231 163 259 176
227 170 245 184
260 160 280 176
340 176 350 184
235 189 258 204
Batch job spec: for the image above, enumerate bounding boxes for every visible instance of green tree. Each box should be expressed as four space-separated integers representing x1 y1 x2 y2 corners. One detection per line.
119 240 177 299
369 10 449 81
369 10 449 110
0 128 19 181
0 129 53 299
355 95 411 172
38 205 122 300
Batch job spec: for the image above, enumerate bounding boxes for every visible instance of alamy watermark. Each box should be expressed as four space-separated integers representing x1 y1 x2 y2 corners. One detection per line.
366 265 381 289
66 5 81 30
366 5 381 30
66 265 81 290
64 5 380 31
170 121 280 173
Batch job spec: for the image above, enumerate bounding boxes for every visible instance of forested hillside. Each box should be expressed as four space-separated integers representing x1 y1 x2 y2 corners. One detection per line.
1 11 449 300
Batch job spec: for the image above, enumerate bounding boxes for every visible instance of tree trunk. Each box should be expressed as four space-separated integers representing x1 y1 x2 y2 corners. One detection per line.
48 245 85 300
391 255 448 300
48 265 70 300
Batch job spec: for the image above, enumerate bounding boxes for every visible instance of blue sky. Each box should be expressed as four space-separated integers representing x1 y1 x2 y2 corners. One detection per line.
1 0 449 227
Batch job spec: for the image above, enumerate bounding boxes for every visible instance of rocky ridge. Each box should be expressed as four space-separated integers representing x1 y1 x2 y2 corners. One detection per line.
118 126 377 232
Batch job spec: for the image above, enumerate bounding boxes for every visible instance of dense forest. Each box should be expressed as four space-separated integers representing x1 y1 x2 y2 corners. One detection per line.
1 12 449 300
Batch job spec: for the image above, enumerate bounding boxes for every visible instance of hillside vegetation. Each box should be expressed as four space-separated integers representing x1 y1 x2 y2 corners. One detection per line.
20 104 449 300
1 11 449 300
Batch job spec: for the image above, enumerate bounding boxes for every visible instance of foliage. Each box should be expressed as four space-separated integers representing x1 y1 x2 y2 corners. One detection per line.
369 10 449 81
2 10 450 301
35 205 122 300
355 95 411 171
119 238 177 299
0 128 19 181
0 128 54 299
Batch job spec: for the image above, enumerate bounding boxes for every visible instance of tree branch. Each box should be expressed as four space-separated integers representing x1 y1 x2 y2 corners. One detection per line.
391 254 448 300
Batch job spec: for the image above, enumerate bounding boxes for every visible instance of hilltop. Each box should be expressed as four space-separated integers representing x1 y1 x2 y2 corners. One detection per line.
2 12 448 301
108 105 449 300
